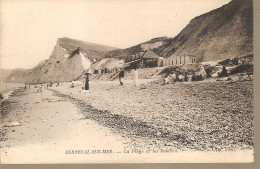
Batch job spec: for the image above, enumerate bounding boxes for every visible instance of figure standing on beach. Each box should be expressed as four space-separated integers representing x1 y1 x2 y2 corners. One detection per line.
134 67 139 86
119 68 124 85
85 73 89 90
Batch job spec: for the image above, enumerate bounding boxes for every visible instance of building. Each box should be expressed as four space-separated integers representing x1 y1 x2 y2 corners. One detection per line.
104 59 124 73
91 58 124 75
126 50 161 68
237 55 253 65
163 54 196 66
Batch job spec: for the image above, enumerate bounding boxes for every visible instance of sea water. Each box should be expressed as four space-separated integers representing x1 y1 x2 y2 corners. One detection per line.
0 82 25 100
0 82 25 92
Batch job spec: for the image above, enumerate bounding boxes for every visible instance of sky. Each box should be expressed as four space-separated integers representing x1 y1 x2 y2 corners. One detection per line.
0 0 231 69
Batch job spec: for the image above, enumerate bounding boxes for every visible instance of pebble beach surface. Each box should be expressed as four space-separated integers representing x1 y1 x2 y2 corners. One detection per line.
0 79 254 163
52 79 253 151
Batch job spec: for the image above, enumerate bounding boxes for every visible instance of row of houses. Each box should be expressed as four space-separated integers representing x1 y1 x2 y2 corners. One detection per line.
126 49 197 68
90 50 197 75
162 54 197 66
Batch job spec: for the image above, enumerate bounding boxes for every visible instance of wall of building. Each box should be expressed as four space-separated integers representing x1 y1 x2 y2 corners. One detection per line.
127 50 160 68
162 55 196 66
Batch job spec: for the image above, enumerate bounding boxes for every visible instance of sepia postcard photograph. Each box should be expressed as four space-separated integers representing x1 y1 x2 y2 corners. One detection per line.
0 0 254 164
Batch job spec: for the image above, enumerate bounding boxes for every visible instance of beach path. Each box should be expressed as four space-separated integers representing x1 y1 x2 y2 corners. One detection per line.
0 88 127 163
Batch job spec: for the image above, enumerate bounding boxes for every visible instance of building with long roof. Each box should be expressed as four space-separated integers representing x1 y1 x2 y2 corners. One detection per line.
163 54 196 66
126 49 161 68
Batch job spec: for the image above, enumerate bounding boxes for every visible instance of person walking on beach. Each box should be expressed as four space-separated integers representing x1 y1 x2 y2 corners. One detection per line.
85 73 89 90
134 67 139 87
119 68 125 85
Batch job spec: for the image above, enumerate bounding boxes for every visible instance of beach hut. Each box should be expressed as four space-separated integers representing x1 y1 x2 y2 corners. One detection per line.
163 54 197 66
141 50 161 68
104 59 125 74
125 50 161 68
90 58 125 75
90 58 110 75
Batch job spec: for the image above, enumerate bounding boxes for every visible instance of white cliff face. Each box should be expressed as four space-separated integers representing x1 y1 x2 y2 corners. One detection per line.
19 45 93 83
51 45 66 60
79 52 91 70
5 37 112 83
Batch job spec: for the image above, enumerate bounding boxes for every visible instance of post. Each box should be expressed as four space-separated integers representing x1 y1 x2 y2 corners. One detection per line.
85 74 89 90
141 59 144 68
41 90 43 102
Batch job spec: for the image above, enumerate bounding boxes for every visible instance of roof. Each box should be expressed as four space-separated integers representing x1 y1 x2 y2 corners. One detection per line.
91 58 124 70
91 58 110 70
105 58 124 69
142 50 160 59
167 54 196 58
186 55 196 58
168 53 178 58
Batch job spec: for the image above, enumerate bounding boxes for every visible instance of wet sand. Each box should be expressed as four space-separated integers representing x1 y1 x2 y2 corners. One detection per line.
0 87 128 163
